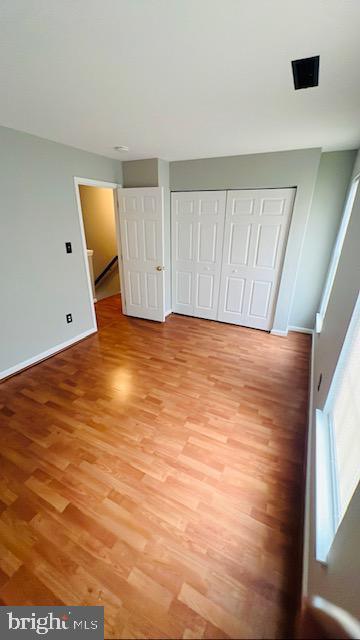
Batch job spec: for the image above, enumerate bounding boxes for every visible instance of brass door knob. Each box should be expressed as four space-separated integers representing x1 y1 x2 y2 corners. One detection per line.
156 266 164 271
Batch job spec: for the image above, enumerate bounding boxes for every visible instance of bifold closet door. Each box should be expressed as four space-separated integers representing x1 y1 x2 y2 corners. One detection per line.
217 188 295 330
171 191 226 320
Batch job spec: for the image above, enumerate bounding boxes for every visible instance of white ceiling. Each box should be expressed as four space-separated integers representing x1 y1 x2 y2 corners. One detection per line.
0 0 359 161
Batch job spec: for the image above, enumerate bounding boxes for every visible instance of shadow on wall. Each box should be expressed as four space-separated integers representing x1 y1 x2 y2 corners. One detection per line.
79 185 120 301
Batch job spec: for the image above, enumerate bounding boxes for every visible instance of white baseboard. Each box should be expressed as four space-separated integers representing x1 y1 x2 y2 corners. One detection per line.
271 326 314 337
0 328 97 381
270 329 288 337
288 325 314 335
165 309 172 317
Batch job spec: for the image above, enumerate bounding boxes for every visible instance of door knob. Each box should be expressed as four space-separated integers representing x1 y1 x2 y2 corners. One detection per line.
156 266 165 271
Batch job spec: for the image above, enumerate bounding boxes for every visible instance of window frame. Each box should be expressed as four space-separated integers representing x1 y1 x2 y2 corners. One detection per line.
316 176 359 334
316 292 360 563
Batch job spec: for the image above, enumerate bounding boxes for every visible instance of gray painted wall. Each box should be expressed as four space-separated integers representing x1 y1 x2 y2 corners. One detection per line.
122 158 159 187
3 133 355 378
304 149 360 618
170 148 321 331
122 157 170 189
158 159 170 188
292 151 356 328
0 126 122 375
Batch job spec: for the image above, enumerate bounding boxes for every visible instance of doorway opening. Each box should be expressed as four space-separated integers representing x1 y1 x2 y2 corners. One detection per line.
74 177 125 332
79 185 120 302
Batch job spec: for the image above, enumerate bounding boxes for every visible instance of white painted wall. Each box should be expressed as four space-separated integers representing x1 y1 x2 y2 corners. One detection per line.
0 126 122 377
303 149 360 618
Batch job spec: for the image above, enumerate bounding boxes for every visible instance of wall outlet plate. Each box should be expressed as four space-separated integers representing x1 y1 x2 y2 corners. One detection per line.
66 313 73 324
65 242 72 254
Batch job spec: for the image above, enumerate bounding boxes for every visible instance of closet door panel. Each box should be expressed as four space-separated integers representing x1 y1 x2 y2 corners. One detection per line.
171 191 226 319
218 188 295 330
193 192 226 320
171 194 196 315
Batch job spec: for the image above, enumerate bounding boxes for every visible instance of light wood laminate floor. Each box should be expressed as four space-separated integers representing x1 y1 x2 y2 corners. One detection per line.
0 295 310 639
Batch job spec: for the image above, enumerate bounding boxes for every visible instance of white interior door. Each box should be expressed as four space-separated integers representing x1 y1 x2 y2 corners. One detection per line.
117 187 165 321
171 191 226 320
217 188 295 330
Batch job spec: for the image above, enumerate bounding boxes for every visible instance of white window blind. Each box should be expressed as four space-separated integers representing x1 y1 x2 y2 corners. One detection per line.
330 298 360 520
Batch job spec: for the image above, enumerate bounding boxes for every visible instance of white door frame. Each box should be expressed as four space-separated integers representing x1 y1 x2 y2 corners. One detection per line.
73 176 124 333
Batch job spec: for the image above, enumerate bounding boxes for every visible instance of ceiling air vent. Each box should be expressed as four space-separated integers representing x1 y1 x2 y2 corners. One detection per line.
292 55 319 89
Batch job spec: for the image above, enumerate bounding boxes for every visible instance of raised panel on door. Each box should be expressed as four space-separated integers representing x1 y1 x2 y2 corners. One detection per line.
143 194 157 214
176 220 193 262
124 219 140 260
171 191 226 320
254 224 281 269
196 273 215 311
176 197 195 216
128 270 142 307
197 222 217 264
175 271 192 309
248 280 272 319
260 196 286 216
145 272 158 309
218 188 295 330
224 276 246 314
231 196 255 216
228 222 251 266
118 187 165 321
143 220 159 262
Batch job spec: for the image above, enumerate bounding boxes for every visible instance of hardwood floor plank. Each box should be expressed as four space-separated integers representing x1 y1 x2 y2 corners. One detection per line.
178 582 251 639
0 294 310 638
